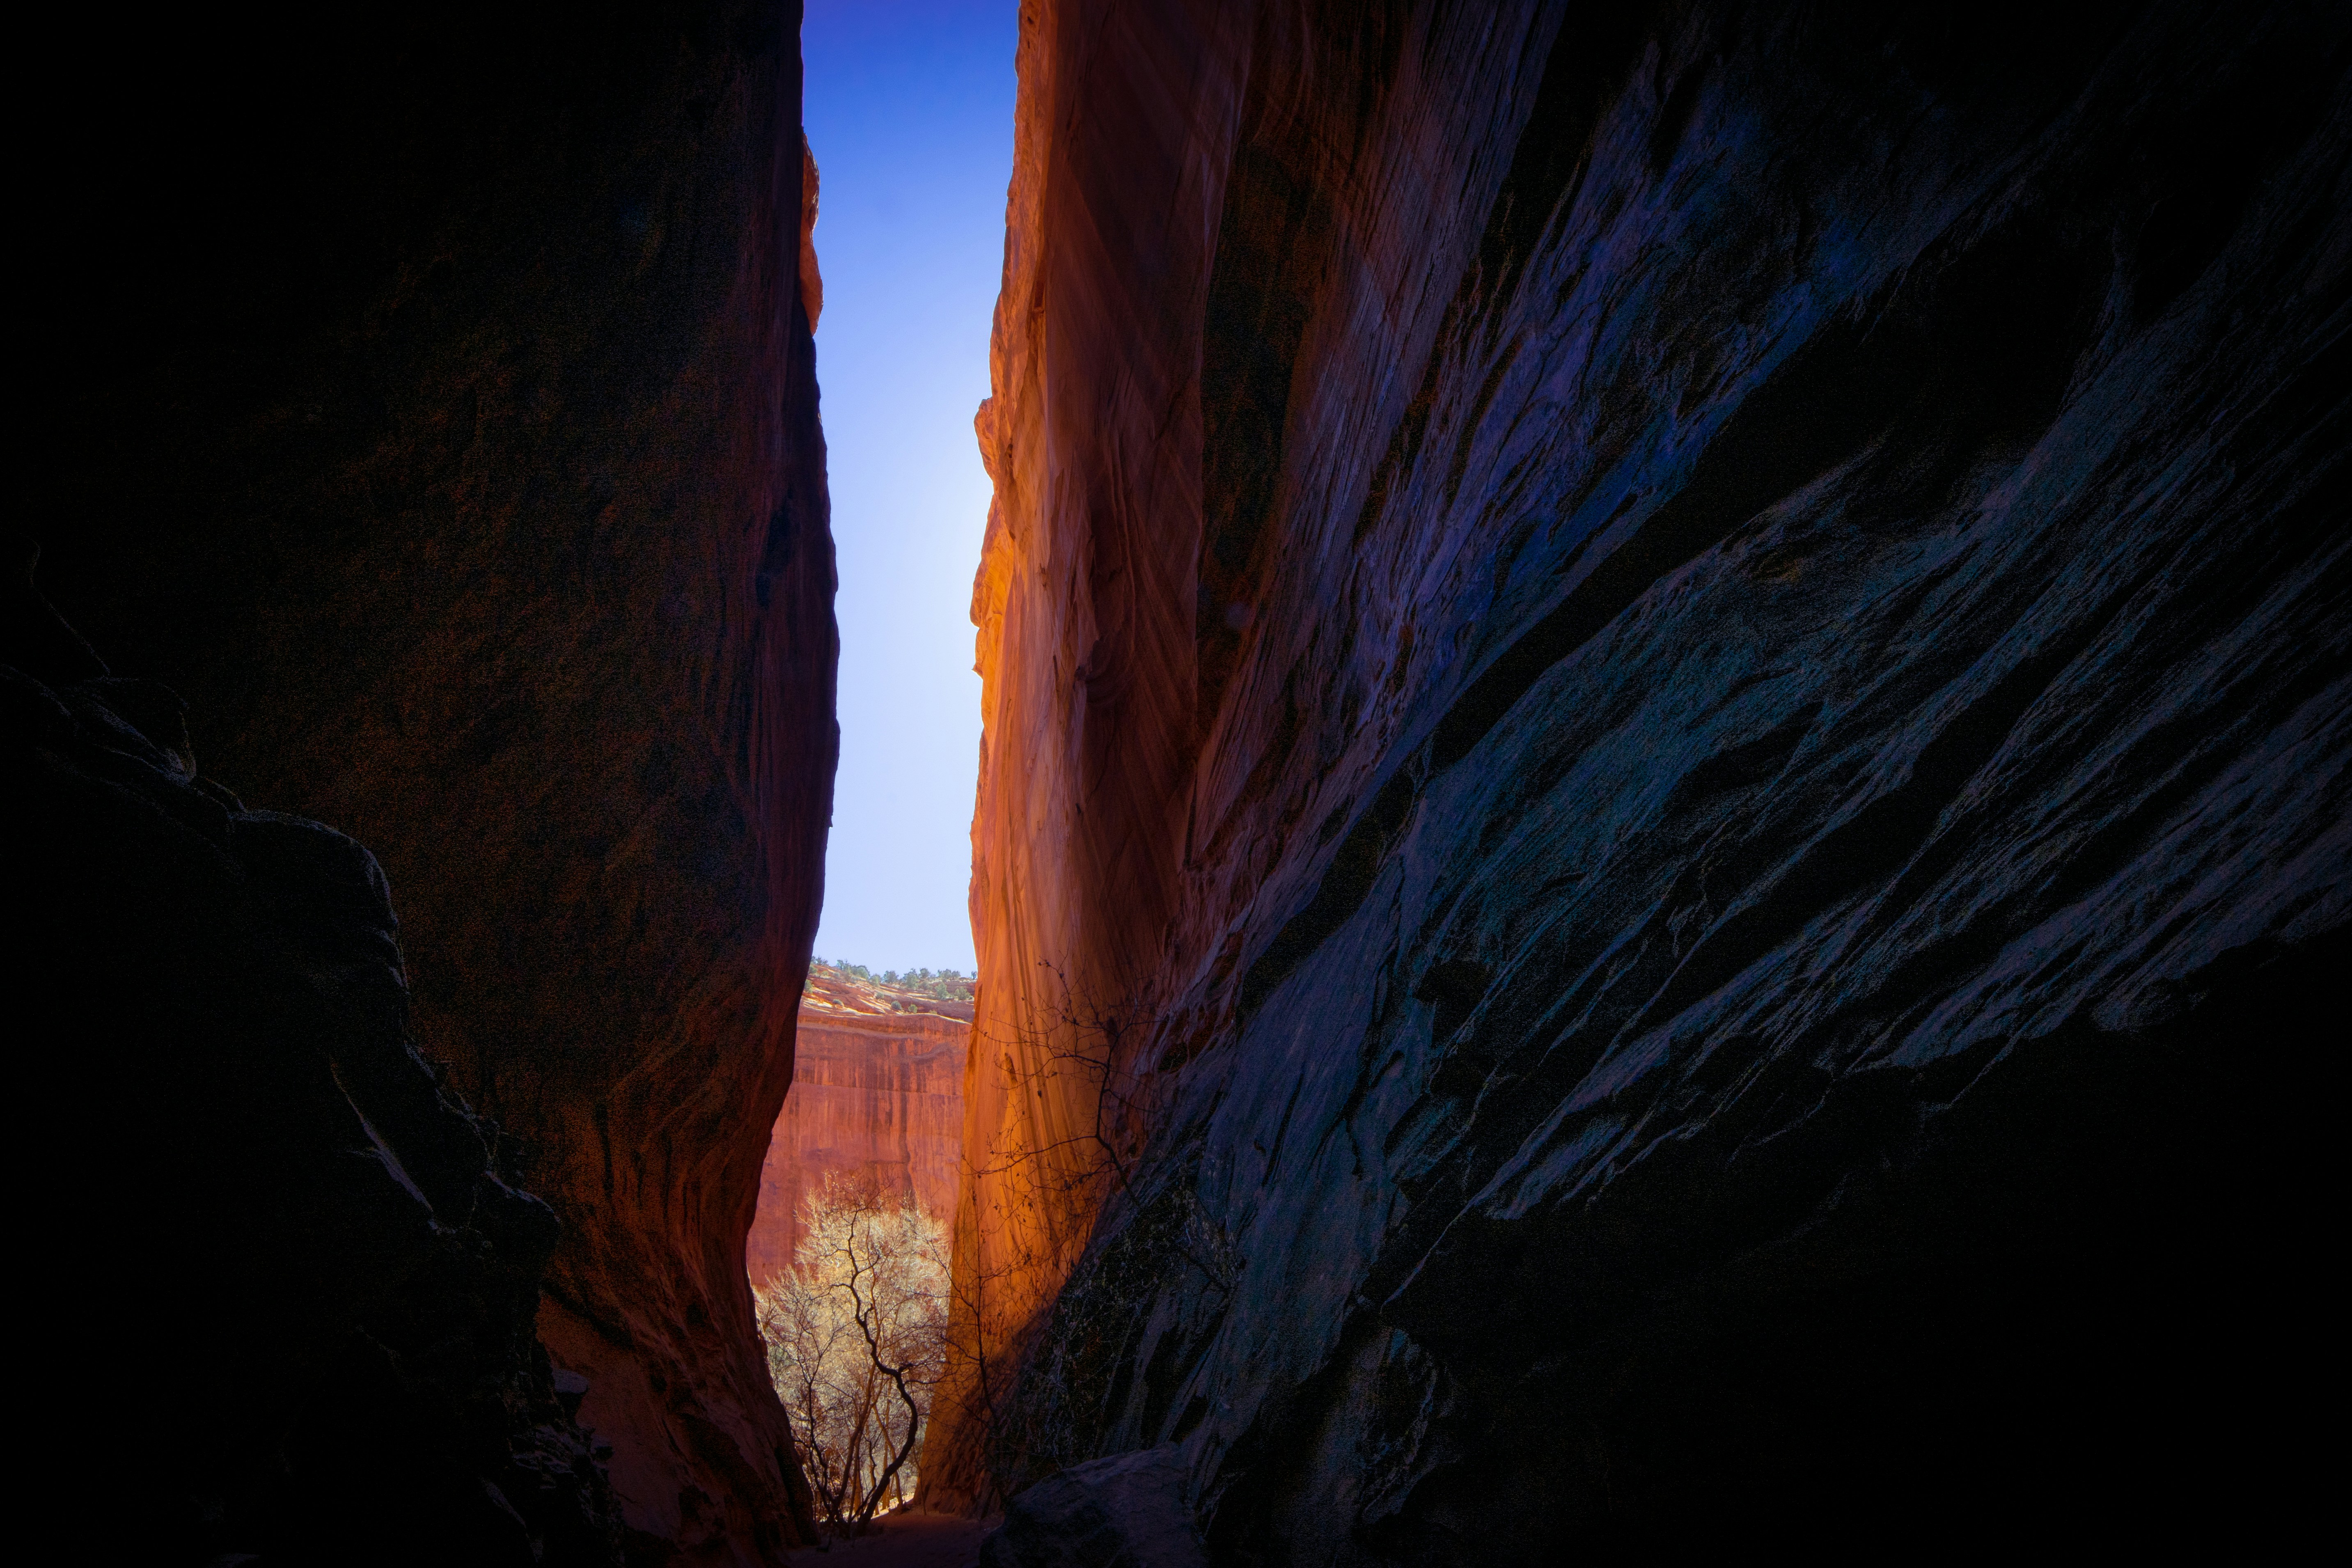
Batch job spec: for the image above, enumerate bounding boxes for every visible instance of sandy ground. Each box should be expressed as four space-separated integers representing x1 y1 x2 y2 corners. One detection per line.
785 1511 999 1567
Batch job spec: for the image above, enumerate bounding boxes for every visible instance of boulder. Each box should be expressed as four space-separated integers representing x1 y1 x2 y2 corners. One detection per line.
10 587 619 1561
981 1450 1207 1568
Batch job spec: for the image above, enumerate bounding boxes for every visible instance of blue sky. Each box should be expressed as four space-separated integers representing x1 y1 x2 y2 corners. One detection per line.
805 1 1016 974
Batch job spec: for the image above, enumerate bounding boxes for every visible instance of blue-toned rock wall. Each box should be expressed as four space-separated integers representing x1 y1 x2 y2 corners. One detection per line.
944 0 2348 1549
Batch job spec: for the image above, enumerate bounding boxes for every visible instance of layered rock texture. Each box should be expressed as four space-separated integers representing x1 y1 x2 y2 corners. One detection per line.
25 2 833 1560
749 971 972 1286
942 0 2350 1550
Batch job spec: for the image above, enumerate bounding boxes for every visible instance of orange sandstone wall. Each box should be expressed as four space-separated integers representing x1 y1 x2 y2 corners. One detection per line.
749 976 970 1287
943 0 1227 1497
938 0 1546 1501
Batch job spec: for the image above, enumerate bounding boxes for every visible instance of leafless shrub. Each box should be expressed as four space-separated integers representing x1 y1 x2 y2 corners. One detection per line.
755 1174 949 1534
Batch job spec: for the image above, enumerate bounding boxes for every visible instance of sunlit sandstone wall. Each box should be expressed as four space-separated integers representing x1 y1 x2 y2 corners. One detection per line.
940 0 1243 1498
29 3 834 1560
937 0 2350 1541
748 975 970 1286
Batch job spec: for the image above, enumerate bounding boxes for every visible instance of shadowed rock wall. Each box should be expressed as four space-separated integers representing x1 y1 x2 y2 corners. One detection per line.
25 2 833 1560
940 0 2349 1547
749 973 970 1286
11 603 624 1561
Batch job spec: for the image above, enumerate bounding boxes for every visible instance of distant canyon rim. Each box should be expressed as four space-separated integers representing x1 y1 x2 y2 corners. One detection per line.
750 968 970 1288
14 1 2345 1563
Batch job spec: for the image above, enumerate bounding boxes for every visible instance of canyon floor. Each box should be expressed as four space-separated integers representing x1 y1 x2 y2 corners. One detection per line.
787 1512 996 1568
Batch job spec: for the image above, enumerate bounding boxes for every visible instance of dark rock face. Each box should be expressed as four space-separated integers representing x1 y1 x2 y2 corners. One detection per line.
945 0 2349 1552
981 1450 1207 1568
10 596 619 1561
24 1 832 1559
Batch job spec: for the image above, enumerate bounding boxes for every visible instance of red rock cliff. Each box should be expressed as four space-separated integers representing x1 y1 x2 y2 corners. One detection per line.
749 973 971 1287
937 0 2349 1546
28 3 834 1560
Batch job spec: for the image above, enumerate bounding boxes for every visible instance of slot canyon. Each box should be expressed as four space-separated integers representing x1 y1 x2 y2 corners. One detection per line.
11 1 2345 1564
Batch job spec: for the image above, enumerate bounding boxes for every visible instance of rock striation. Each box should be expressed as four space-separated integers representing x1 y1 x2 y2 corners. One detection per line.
24 2 834 1560
749 972 971 1287
941 0 2349 1550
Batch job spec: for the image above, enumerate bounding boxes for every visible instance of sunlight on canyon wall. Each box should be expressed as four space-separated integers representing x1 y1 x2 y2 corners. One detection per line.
932 0 2349 1546
750 970 969 1288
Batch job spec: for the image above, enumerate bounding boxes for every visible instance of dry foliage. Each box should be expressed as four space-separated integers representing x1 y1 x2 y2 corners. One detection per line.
755 1174 949 1533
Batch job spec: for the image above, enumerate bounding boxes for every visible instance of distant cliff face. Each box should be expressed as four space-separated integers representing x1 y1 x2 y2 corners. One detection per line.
26 2 833 1561
750 973 971 1286
941 0 2349 1545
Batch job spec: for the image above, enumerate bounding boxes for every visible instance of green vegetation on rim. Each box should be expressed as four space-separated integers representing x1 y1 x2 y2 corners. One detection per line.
809 959 977 1002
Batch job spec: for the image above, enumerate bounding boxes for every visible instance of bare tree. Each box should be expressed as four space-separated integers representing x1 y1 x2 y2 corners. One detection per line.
755 1174 949 1535
969 963 1160 1200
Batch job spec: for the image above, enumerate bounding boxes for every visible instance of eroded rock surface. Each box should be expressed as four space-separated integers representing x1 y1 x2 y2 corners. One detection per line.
979 1449 1206 1568
26 2 834 1559
940 0 2348 1551
750 973 971 1286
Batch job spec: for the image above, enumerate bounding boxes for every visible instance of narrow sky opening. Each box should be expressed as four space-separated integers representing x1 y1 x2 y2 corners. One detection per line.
804 1 1015 974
